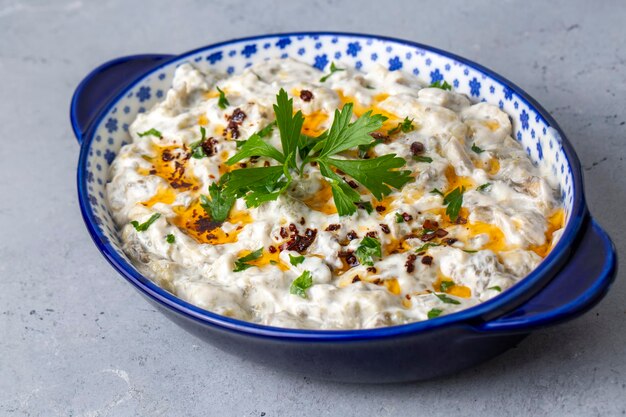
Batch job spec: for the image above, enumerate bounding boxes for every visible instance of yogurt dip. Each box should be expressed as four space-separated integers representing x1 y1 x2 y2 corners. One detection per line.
106 58 564 329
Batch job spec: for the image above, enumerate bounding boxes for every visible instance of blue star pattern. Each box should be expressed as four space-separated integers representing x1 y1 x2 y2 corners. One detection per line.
81 34 575 262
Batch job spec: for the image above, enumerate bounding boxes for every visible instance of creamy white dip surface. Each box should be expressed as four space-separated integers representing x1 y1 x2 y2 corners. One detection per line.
106 58 564 329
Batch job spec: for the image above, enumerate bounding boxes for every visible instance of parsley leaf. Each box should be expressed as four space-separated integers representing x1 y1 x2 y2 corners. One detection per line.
477 183 492 191
200 183 235 222
166 234 175 244
443 186 464 222
427 308 443 319
395 212 405 223
471 143 485 154
226 133 284 165
318 160 361 216
488 285 502 292
430 188 444 197
435 293 461 305
216 86 229 109
233 248 263 272
319 62 345 82
312 104 387 158
257 121 276 138
274 89 304 168
290 270 314 298
138 128 162 138
387 117 415 135
413 155 433 163
355 236 382 266
414 242 440 253
326 154 413 200
130 213 161 232
429 80 452 91
440 280 455 292
289 254 305 266
462 249 478 254
190 127 208 159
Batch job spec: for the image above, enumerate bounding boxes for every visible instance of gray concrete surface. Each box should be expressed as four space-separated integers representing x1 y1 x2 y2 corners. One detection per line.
1 0 625 416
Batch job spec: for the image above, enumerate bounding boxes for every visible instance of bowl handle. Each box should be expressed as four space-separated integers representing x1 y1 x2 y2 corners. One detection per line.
70 54 174 144
477 218 617 333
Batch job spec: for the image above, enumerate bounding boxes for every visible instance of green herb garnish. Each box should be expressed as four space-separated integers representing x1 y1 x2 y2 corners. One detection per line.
430 188 444 197
414 242 440 253
355 236 382 266
130 213 161 232
443 186 465 222
289 254 305 266
199 183 236 222
216 86 229 109
166 234 175 244
440 280 455 292
476 183 492 192
429 80 452 91
387 117 415 135
138 128 162 138
488 286 502 292
190 126 208 159
233 247 263 272
395 212 405 223
221 89 412 216
471 143 485 154
435 293 461 305
413 155 433 163
462 249 478 254
427 308 443 319
290 270 313 298
319 62 345 82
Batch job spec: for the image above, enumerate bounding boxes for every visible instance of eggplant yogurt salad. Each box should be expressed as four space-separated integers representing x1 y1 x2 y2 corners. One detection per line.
106 58 565 329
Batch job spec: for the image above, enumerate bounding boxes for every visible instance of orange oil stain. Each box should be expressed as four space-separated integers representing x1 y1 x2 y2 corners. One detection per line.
529 208 565 258
302 181 337 215
445 165 474 192
434 273 471 298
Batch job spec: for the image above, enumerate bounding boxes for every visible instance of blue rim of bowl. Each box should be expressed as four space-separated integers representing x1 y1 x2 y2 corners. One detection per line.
76 31 587 341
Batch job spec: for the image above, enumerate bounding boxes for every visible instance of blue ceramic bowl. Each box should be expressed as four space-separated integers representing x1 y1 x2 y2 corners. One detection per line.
70 32 617 382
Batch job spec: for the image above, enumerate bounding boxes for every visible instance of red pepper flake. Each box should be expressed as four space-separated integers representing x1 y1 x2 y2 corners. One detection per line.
455 216 467 225
420 232 437 242
410 141 425 155
405 294 412 300
370 132 389 141
443 237 458 245
288 223 298 233
421 255 433 265
372 278 382 285
343 177 358 189
366 266 377 273
347 230 358 240
268 245 277 254
339 250 359 267
300 89 314 102
366 231 378 238
161 149 175 161
402 212 413 222
194 217 221 234
422 219 439 230
352 275 361 283
279 227 288 238
239 162 247 168
229 108 247 124
435 228 449 238
201 137 218 157
299 217 306 226
325 224 341 231
375 205 386 213
280 228 318 253
379 224 390 234
405 253 417 273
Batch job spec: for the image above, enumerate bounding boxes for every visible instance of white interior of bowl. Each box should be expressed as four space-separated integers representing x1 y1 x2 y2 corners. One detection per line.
81 33 575 274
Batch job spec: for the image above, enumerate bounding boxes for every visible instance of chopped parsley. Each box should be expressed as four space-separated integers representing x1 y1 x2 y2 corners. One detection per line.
429 80 452 91
488 285 502 292
130 213 161 232
138 128 162 138
440 280 455 292
476 183 492 192
216 86 229 109
233 247 263 272
471 143 485 154
319 62 345 82
222 89 412 216
199 183 235 222
435 293 461 305
413 155 433 163
462 249 478 254
289 254 305 266
430 188 444 197
355 236 382 266
395 212 405 223
166 234 175 244
414 242 440 253
190 127 208 159
387 117 415 135
290 270 313 298
427 308 443 319
443 186 465 222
